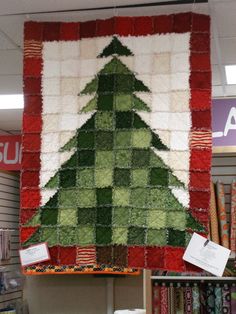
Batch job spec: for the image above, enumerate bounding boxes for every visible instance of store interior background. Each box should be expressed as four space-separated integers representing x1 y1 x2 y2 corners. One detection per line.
0 0 235 313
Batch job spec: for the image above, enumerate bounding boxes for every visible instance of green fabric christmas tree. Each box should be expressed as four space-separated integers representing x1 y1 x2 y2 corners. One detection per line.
24 37 204 248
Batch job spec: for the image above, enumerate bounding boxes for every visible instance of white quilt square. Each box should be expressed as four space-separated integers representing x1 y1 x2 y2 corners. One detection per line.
43 114 60 132
151 112 169 130
80 39 97 59
134 55 152 74
153 53 170 74
172 33 190 53
61 95 79 113
152 75 170 93
43 60 60 78
61 78 80 95
152 93 170 112
41 153 60 171
42 78 60 96
170 91 190 112
170 131 189 151
41 133 60 153
43 96 60 114
153 34 171 53
171 73 189 91
169 113 191 131
61 41 80 60
80 59 97 77
171 53 190 73
60 114 78 131
43 42 60 60
61 60 80 77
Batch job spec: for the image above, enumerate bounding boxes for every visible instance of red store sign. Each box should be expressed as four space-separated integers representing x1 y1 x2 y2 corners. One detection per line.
0 135 21 171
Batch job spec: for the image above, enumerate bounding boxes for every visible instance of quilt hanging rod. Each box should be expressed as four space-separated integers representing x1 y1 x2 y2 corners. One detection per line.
0 0 208 17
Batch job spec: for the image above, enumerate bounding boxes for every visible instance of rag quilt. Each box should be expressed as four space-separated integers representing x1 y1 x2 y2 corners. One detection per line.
21 12 212 274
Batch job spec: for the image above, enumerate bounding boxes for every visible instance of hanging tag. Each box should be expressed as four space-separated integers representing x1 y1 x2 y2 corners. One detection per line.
19 242 50 267
183 233 231 277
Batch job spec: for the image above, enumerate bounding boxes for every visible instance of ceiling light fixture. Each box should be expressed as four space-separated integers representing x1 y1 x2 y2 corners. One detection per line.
225 65 236 85
0 94 24 109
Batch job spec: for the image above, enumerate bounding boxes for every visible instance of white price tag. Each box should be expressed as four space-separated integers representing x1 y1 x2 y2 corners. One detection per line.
183 233 231 277
19 242 50 267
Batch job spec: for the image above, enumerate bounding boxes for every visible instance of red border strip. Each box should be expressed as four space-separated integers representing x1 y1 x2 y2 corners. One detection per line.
21 12 211 272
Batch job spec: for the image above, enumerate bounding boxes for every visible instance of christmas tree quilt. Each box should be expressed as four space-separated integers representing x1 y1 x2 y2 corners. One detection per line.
21 13 212 274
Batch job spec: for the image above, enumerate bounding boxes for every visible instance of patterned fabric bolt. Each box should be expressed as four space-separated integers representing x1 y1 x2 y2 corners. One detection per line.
209 182 220 244
192 285 200 314
206 285 215 314
230 286 236 313
214 286 223 314
230 180 236 253
222 285 231 314
184 286 193 314
216 181 229 248
160 286 168 314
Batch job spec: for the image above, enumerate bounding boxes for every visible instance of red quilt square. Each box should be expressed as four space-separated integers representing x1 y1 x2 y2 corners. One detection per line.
24 96 42 114
97 246 112 265
24 77 41 95
96 18 114 36
22 134 41 151
146 247 164 269
114 17 134 36
191 90 211 110
24 58 42 77
153 15 173 34
190 149 212 171
190 190 210 209
113 245 127 267
59 247 76 265
173 12 191 33
42 246 59 265
191 53 211 71
21 152 40 170
190 72 211 90
21 189 40 209
21 171 40 188
20 226 39 243
23 115 42 133
190 171 211 190
191 33 210 52
134 16 153 36
164 247 185 272
80 20 96 38
192 13 210 32
20 209 37 224
60 22 79 40
24 22 43 41
192 110 211 129
128 246 145 268
43 22 61 41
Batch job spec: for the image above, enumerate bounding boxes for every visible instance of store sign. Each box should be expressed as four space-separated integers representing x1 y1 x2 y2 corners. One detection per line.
0 135 21 170
213 98 236 148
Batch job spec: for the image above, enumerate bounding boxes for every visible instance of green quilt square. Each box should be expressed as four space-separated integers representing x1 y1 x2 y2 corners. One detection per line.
97 94 114 111
150 188 184 211
147 210 167 229
77 131 95 149
77 168 94 187
76 226 95 245
115 150 132 168
77 208 96 225
60 169 77 188
41 208 58 225
42 194 58 209
167 211 186 230
59 189 76 207
97 206 112 225
114 131 131 148
58 208 77 226
97 188 112 206
96 131 113 150
41 227 58 246
59 227 76 245
115 94 132 111
132 149 150 167
98 74 115 92
131 169 149 187
78 150 95 167
132 130 152 148
130 208 146 227
113 188 130 206
167 229 186 247
62 154 77 169
130 188 148 208
96 226 112 245
149 153 167 168
146 229 167 245
95 151 113 168
95 169 113 187
77 189 96 208
112 207 130 226
114 168 131 187
128 227 146 245
95 112 114 130
115 112 132 129
115 74 134 92
150 168 168 186
112 227 128 244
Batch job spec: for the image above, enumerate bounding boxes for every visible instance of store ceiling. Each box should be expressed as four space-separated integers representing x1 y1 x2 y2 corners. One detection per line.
0 0 235 132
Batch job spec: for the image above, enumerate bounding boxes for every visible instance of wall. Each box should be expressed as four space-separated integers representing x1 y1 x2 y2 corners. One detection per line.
0 171 22 309
24 274 143 314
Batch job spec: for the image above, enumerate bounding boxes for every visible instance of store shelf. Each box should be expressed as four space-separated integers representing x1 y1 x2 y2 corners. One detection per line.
151 276 236 282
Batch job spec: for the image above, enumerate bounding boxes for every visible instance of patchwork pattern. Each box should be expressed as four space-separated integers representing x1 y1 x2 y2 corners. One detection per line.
21 13 211 273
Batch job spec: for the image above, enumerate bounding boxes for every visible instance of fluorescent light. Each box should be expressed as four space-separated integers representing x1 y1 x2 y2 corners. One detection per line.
225 65 236 84
0 94 24 109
